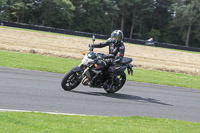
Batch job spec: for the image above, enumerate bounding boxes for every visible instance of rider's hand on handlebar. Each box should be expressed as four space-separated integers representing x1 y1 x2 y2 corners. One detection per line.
89 47 94 51
88 44 94 47
88 44 94 51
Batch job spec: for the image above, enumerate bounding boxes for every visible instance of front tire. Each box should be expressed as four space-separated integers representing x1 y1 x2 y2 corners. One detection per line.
104 72 126 93
61 70 81 91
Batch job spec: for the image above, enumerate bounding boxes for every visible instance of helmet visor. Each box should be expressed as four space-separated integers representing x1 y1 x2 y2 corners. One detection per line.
111 36 120 41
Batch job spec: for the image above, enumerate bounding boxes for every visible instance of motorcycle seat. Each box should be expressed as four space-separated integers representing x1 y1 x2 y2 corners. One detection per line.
121 57 132 64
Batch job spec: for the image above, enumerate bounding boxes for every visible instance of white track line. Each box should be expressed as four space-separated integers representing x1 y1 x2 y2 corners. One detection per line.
0 109 95 116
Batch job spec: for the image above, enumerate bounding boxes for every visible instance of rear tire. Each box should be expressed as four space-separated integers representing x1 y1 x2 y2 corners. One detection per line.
104 72 126 93
61 70 81 91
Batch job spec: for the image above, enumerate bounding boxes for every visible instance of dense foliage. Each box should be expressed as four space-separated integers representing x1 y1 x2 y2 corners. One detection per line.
0 0 200 48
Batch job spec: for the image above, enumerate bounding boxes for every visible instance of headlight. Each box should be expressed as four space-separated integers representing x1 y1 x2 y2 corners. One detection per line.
81 55 94 65
82 55 88 65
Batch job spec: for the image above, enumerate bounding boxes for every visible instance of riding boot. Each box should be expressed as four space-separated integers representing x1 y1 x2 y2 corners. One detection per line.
107 69 114 90
103 65 115 90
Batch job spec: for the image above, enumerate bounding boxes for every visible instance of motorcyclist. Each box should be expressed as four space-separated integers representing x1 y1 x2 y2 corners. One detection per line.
89 30 125 90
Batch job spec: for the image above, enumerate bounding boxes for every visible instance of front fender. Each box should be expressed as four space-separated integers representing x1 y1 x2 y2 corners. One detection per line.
71 66 82 72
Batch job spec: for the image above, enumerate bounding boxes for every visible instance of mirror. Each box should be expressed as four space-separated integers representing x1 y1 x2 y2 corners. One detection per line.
92 35 95 44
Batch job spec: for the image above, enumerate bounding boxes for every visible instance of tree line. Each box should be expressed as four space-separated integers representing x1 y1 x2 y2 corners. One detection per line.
0 0 200 48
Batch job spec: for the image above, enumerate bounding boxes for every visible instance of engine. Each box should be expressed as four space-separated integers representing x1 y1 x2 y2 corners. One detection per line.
82 71 104 88
82 76 89 86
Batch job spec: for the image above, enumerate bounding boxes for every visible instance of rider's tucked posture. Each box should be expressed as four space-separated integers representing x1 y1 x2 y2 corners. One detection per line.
90 30 125 89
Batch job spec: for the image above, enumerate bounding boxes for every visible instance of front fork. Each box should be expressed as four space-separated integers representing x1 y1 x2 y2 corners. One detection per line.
79 64 93 76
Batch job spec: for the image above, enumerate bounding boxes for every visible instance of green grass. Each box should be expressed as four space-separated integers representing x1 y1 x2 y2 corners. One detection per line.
0 112 199 133
0 50 200 89
0 50 80 73
127 68 200 89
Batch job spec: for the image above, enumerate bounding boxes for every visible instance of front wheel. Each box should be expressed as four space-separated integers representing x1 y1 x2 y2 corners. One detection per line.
104 72 126 93
61 70 81 91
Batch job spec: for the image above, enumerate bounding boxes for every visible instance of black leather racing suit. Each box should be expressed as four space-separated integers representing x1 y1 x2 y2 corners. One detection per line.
91 38 125 84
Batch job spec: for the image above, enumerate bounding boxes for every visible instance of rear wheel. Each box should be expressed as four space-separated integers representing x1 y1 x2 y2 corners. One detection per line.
104 72 126 93
61 70 81 91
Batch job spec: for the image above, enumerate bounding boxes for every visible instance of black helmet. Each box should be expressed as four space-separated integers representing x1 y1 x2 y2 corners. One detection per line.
111 30 123 44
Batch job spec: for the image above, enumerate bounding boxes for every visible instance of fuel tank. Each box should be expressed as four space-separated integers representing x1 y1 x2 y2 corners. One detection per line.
94 60 107 70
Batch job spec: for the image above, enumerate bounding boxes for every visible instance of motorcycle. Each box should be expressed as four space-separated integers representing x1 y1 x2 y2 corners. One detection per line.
61 35 133 93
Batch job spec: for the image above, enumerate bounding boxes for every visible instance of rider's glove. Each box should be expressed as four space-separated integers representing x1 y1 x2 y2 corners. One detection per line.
88 44 94 51
89 47 94 51
88 44 94 48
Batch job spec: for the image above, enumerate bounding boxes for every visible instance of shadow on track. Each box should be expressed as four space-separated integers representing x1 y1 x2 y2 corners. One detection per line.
71 90 173 106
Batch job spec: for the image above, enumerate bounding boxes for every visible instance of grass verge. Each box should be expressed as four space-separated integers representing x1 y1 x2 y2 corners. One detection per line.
0 50 200 89
0 111 200 133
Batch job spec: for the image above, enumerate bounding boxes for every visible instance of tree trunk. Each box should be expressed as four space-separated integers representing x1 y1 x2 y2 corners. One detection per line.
129 15 135 39
42 20 45 26
120 4 125 32
121 15 125 32
21 5 26 23
152 10 157 29
139 22 142 35
17 13 20 23
21 11 25 23
111 15 114 32
185 24 192 47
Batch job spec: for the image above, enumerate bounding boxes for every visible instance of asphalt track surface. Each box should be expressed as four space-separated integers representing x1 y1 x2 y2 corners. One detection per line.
0 67 200 122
